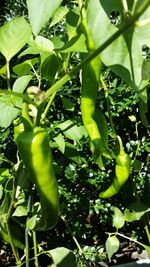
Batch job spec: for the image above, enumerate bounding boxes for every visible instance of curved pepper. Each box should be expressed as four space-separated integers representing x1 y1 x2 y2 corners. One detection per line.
80 5 111 162
15 127 59 231
99 136 131 198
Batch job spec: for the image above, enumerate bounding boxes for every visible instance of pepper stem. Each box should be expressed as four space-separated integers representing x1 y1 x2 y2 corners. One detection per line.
22 102 33 131
116 135 125 156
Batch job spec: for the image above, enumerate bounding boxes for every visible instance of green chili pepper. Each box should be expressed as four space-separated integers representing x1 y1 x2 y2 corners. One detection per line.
99 136 131 198
15 127 59 231
80 5 111 162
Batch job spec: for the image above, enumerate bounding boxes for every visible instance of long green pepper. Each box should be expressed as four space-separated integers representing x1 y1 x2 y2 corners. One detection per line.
15 126 59 231
80 5 110 161
99 136 131 198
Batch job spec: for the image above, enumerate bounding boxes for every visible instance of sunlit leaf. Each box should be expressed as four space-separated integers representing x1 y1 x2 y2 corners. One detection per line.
0 17 31 61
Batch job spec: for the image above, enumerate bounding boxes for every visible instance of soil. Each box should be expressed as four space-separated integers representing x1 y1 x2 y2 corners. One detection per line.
0 238 149 267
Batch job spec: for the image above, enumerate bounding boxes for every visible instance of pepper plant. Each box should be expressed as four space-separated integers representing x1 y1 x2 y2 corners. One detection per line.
0 0 150 266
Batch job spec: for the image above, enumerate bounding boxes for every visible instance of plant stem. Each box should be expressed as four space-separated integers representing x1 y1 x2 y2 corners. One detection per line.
109 231 150 251
6 60 11 90
61 216 91 267
6 179 21 266
32 231 39 267
45 0 150 101
25 195 32 267
41 91 57 123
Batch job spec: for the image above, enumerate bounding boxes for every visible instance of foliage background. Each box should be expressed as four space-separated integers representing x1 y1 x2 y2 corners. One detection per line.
0 1 150 266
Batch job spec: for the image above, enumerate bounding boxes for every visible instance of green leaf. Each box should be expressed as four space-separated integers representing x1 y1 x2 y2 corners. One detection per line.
0 75 32 128
50 36 65 50
0 65 7 76
12 205 27 217
58 34 87 53
132 159 142 172
19 35 54 58
41 53 60 83
49 247 77 267
87 0 150 92
50 6 69 28
66 8 80 40
12 75 33 93
105 235 120 261
13 58 38 76
64 142 83 164
124 201 150 222
53 133 65 154
61 96 74 111
112 207 125 229
57 120 88 141
27 214 37 230
0 185 3 200
0 17 31 61
27 0 63 36
0 168 10 182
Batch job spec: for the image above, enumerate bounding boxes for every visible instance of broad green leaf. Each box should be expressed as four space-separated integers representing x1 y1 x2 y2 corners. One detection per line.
132 159 142 172
27 214 37 230
57 120 88 141
13 58 38 76
0 168 10 182
0 65 7 76
41 53 60 83
50 6 69 28
64 142 83 164
58 34 87 53
12 205 27 217
19 35 54 58
112 207 125 229
50 36 65 49
86 0 150 93
0 75 32 128
66 8 80 40
124 208 150 222
12 75 32 93
0 17 31 61
53 133 65 154
0 95 22 128
49 247 77 267
61 96 74 111
26 0 63 36
124 200 150 222
30 35 54 52
105 235 120 261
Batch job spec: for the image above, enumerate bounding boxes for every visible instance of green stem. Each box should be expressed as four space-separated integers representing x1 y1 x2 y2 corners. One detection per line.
61 216 91 267
6 178 21 265
116 135 125 156
41 91 57 123
22 102 33 130
117 232 150 258
63 52 71 73
122 0 129 12
25 196 32 267
109 231 150 251
32 231 39 267
6 60 11 90
45 0 150 101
